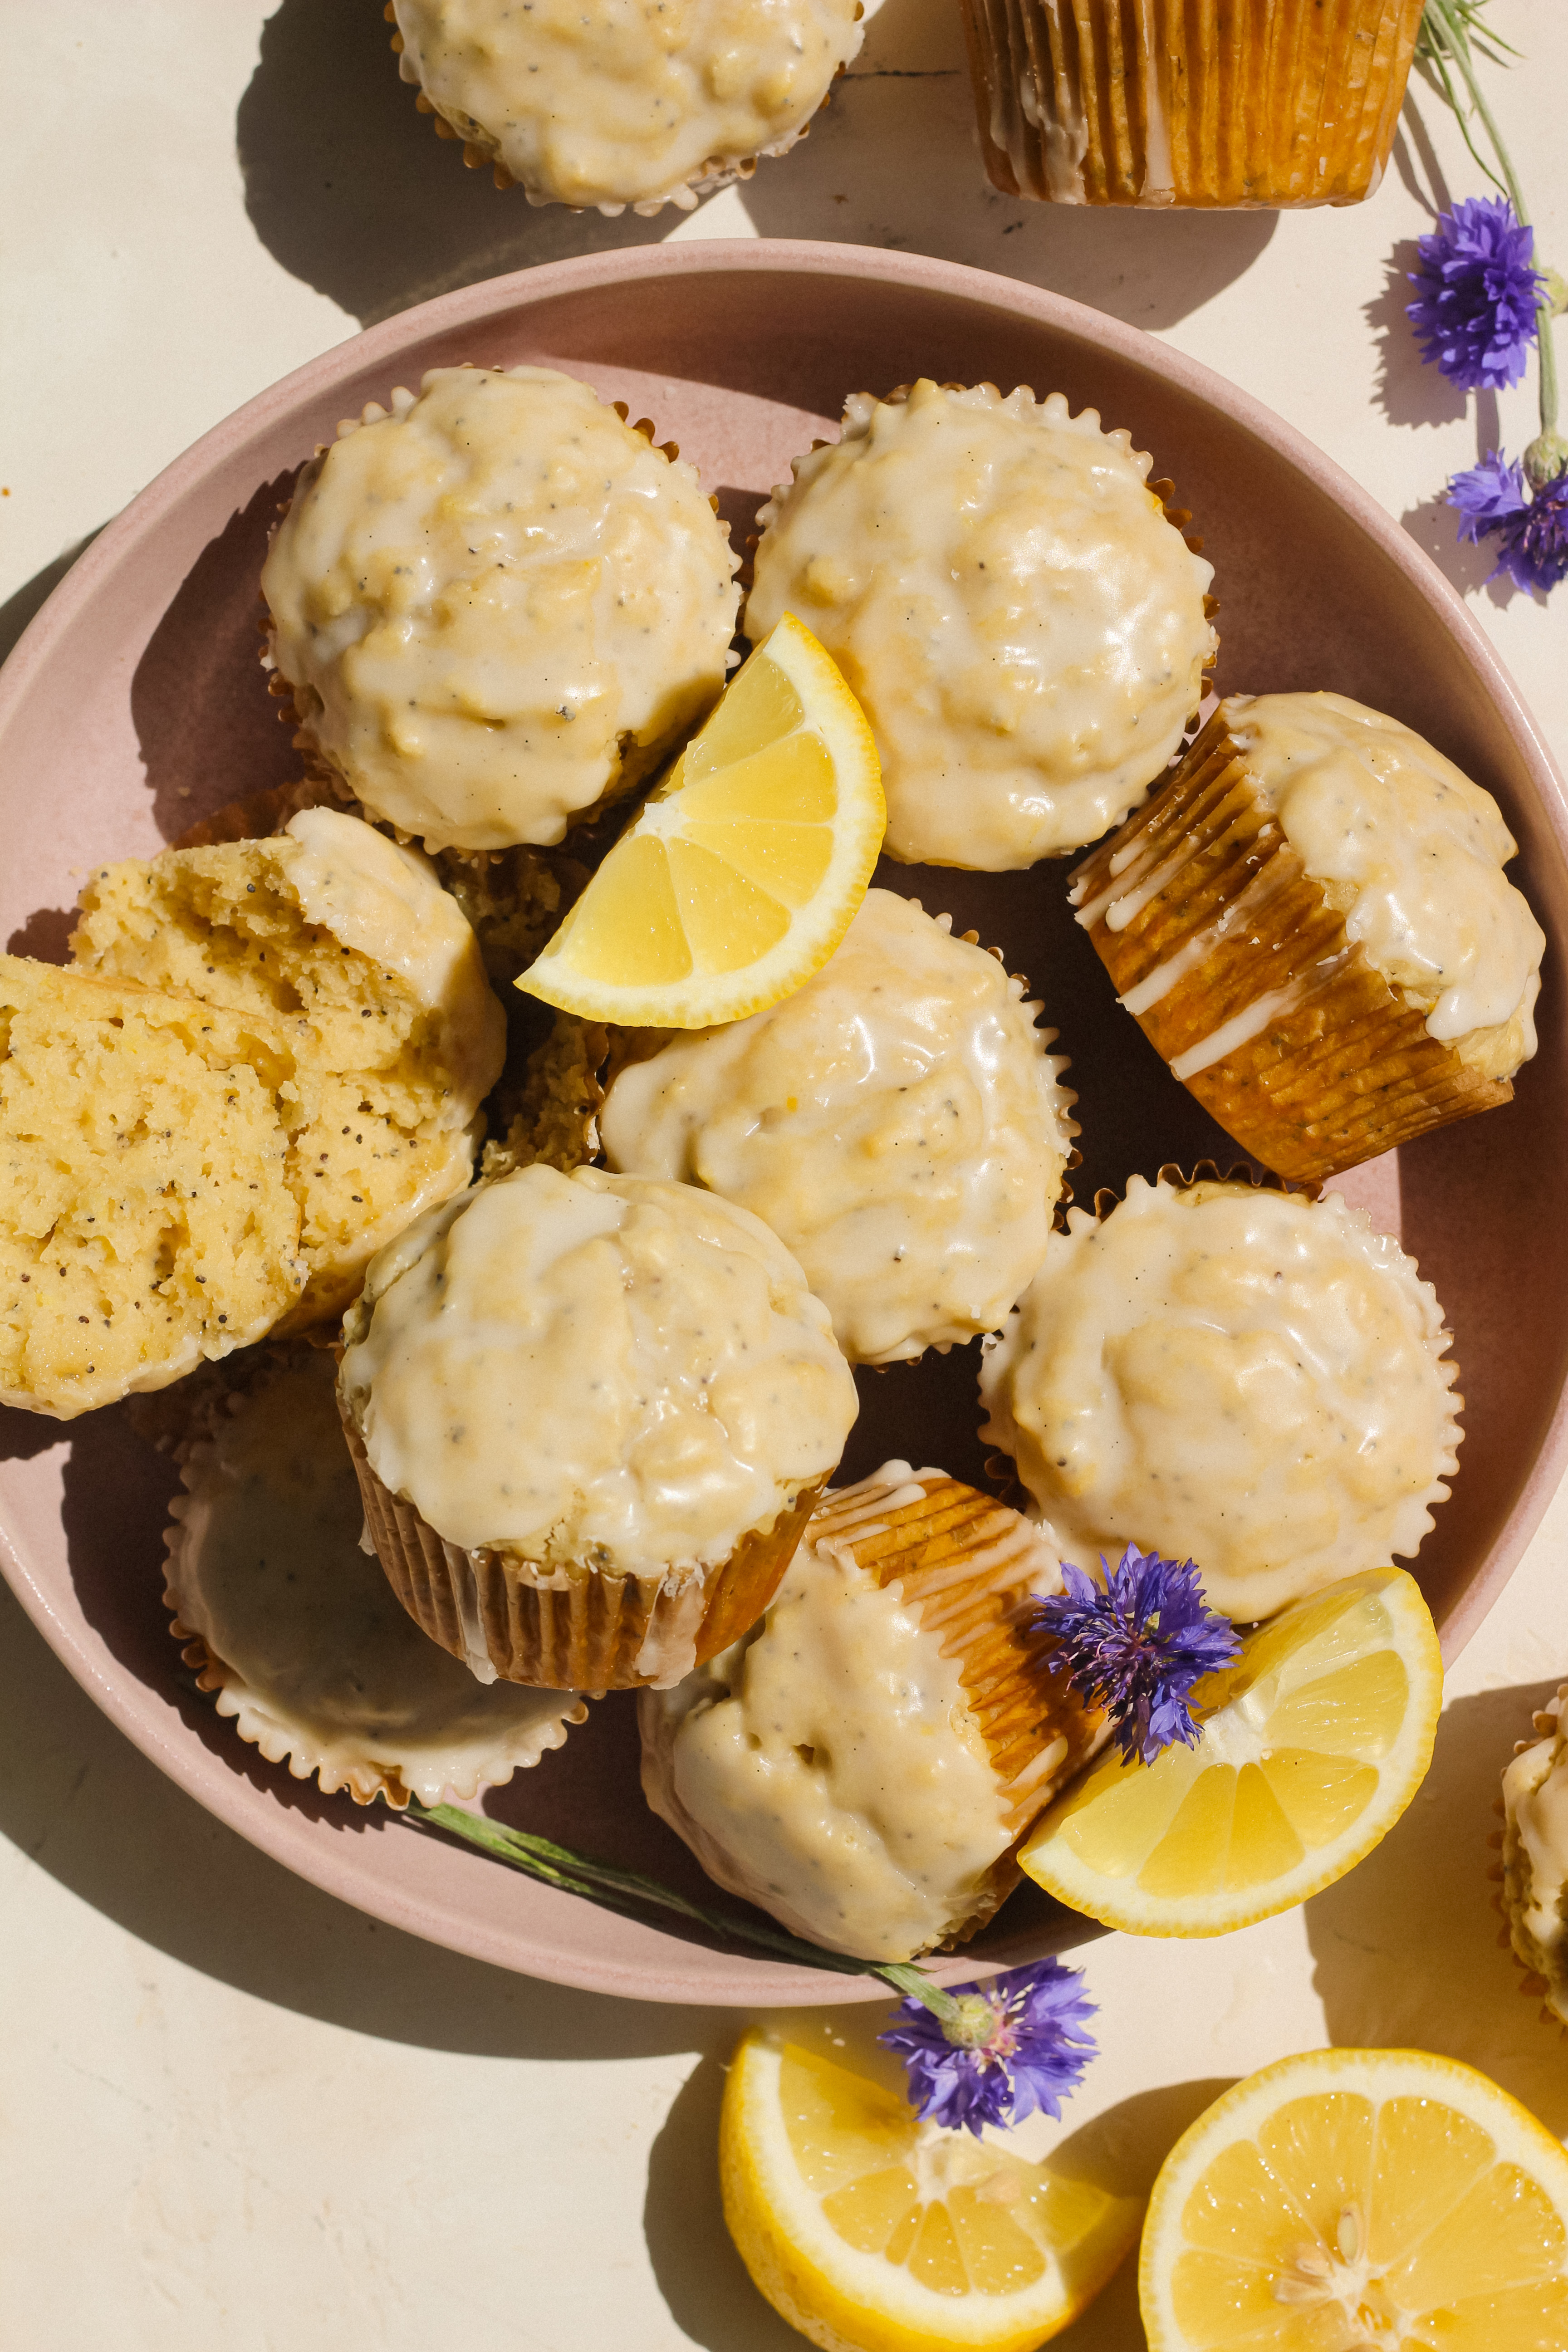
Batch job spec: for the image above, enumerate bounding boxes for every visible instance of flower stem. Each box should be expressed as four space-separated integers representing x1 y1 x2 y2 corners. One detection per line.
1420 0 1558 434
404 1800 963 2019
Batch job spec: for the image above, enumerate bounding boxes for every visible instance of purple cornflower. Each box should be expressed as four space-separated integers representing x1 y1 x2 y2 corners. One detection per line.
1450 453 1568 594
1033 1545 1240 1767
1407 196 1543 391
880 1960 1098 2137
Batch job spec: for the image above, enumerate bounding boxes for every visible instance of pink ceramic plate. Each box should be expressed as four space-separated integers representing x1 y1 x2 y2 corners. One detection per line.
2 243 1566 2004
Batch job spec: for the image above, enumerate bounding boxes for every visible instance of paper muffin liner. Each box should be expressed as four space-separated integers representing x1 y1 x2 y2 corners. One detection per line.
162 1350 587 1808
1495 1686 1568 2034
340 1399 823 1692
1068 708 1514 1185
959 0 1424 207
385 0 851 213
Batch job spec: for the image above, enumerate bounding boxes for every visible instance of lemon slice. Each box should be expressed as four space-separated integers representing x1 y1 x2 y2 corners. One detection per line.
519 612 884 1027
1140 2046 1568 2350
1019 1568 1442 1937
720 2030 1142 2352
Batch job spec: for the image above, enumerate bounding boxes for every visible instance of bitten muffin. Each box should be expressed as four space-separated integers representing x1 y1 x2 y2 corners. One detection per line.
0 957 305 1417
391 0 864 216
600 889 1075 1363
339 1162 859 1689
73 807 506 1326
979 1174 1461 1622
640 1462 1105 1960
1069 693 1546 1183
745 380 1215 868
262 367 740 852
1501 1686 1568 2029
164 1349 586 1806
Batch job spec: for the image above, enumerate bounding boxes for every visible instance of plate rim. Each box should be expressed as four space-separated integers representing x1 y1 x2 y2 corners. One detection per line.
3 236 1566 2002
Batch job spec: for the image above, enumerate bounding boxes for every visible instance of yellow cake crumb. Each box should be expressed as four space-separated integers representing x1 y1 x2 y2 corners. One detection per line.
72 808 505 1326
0 957 306 1418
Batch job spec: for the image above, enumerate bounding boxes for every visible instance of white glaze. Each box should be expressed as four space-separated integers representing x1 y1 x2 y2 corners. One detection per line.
339 1162 858 1572
278 807 505 1120
599 890 1073 1363
392 0 863 216
639 1462 1016 1960
1503 1701 1568 2015
165 1352 585 1806
979 1176 1461 1622
745 381 1215 868
263 367 738 852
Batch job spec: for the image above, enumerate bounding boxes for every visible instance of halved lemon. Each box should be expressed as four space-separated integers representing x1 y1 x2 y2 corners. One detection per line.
519 612 884 1027
1140 2046 1568 2350
720 2030 1141 2352
1019 1568 1443 1937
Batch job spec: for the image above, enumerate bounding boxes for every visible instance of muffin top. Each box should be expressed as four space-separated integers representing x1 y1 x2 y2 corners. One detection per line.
392 0 864 215
599 889 1074 1363
1224 692 1545 1081
262 367 739 853
1502 1689 1568 2011
166 1351 585 1807
639 1462 1049 1960
979 1176 1461 1621
745 380 1215 868
339 1162 858 1572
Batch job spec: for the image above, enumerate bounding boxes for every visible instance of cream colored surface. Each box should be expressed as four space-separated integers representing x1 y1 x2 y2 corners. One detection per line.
745 379 1215 867
600 889 1073 1362
262 366 738 852
339 1162 858 1569
4 8 1567 2351
1234 690 1545 1077
980 1177 1461 1622
165 1352 585 1808
640 1463 1021 1960
392 0 864 216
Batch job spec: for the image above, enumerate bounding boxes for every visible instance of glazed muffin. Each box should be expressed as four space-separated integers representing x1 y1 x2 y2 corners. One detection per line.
640 1462 1105 1961
979 1174 1461 1622
1501 1686 1568 2029
262 367 740 853
599 889 1075 1363
0 956 305 1417
391 0 865 215
73 807 506 1327
339 1162 859 1689
745 379 1215 868
165 1349 586 1807
1070 693 1546 1184
960 0 1424 207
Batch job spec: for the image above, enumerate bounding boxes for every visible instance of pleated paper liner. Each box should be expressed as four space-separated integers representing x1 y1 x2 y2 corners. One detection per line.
162 1349 586 1808
340 1398 825 1693
1068 706 1514 1186
1494 1684 1568 2036
384 0 850 213
959 0 1423 206
804 1469 1107 1944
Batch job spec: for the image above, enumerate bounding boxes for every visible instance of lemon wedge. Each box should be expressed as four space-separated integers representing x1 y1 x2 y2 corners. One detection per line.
1019 1568 1442 1937
1140 2046 1568 2351
519 612 884 1027
720 2030 1141 2352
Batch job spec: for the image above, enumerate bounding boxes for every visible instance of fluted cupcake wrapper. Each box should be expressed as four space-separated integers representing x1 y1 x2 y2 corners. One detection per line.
960 0 1424 207
341 1402 821 1692
1069 708 1513 1185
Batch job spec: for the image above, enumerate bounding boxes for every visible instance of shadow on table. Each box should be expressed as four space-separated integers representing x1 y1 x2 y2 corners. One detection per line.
238 0 1274 334
1305 1679 1568 2135
0 1567 727 2065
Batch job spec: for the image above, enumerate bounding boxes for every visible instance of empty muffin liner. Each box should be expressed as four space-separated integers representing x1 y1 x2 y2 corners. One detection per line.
341 1398 823 1693
959 0 1424 208
1069 707 1514 1185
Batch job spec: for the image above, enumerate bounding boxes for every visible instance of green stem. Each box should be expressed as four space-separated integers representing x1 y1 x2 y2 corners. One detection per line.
1421 0 1558 436
405 1801 963 2022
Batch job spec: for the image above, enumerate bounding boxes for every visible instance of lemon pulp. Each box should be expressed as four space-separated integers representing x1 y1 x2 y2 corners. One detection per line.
1020 1569 1443 1936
